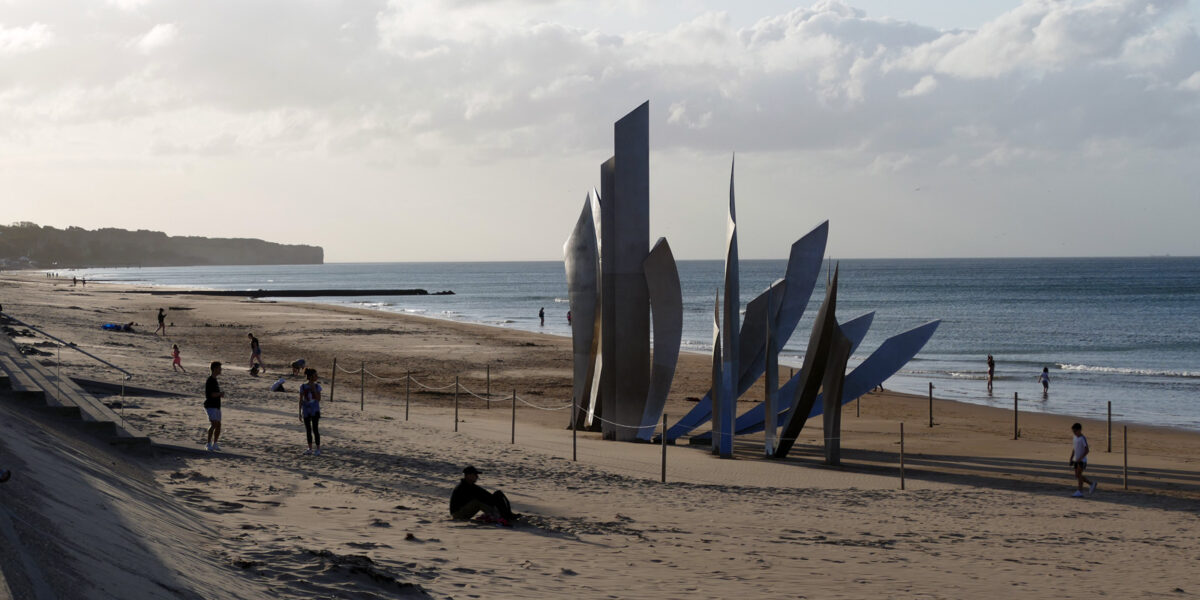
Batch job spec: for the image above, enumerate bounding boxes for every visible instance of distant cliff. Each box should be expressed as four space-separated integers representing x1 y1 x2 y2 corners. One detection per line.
0 222 323 268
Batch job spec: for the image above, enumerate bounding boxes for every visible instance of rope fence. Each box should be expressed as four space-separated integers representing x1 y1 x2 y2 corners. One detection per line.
312 357 1130 491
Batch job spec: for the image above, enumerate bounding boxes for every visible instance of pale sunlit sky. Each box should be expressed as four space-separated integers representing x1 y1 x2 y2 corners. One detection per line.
2 0 1198 261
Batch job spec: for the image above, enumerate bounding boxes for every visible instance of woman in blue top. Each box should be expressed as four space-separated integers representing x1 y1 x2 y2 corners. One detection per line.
299 368 322 456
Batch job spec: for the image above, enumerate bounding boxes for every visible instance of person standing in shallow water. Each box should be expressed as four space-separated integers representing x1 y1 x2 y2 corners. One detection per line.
538 307 545 326
299 368 322 456
987 355 995 393
1040 367 1050 396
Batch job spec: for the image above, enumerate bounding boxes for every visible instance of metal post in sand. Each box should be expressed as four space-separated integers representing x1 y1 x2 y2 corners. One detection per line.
1107 401 1112 453
510 389 516 444
572 399 578 462
405 371 410 421
331 358 337 403
486 364 491 409
900 422 906 490
454 376 459 432
1123 426 1128 490
661 413 668 484
1014 392 1019 440
928 382 933 427
360 361 365 411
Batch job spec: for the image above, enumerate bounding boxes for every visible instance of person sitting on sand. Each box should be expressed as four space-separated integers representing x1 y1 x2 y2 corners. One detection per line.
172 343 186 372
449 466 518 524
291 358 306 376
205 361 224 452
299 368 322 455
1069 423 1097 497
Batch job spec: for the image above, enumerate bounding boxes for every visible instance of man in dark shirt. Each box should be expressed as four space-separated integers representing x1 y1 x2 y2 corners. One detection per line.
205 361 224 451
449 466 518 523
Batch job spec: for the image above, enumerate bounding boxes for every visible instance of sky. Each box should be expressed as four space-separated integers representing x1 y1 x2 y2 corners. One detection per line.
1 0 1198 262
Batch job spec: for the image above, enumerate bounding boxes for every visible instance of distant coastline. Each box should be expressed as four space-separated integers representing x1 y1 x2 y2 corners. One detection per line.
0 222 322 268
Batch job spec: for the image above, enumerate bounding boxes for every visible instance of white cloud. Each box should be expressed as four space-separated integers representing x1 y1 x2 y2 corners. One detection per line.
1181 71 1200 91
899 74 938 97
0 22 52 55
133 23 178 54
105 0 153 10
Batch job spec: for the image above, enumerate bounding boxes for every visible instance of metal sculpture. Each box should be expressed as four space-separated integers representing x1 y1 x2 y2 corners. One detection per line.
564 191 602 430
564 102 939 456
597 103 652 441
639 238 682 440
663 223 829 443
708 293 722 454
709 319 942 439
715 161 740 457
773 266 842 458
694 310 874 447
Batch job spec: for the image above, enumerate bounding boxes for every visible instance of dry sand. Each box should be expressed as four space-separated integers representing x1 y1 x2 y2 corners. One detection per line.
1 272 1199 599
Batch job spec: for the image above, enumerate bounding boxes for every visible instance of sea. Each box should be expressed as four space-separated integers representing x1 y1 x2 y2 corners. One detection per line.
58 257 1200 432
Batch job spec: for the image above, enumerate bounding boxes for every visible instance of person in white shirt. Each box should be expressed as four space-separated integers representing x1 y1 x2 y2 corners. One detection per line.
1069 422 1097 497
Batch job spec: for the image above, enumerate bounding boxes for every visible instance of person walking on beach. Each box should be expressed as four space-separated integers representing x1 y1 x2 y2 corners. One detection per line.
538 307 545 326
205 361 224 451
1069 423 1097 497
299 368 322 456
1040 367 1050 396
172 344 186 372
450 466 519 524
248 333 263 373
155 308 167 336
987 355 995 393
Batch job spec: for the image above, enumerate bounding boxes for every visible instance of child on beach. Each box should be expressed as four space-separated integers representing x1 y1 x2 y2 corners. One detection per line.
299 368 322 456
205 361 224 451
1069 423 1097 497
172 344 186 372
1040 367 1050 396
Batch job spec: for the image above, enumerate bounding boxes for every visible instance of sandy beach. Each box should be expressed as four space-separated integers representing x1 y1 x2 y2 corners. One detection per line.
2 272 1199 599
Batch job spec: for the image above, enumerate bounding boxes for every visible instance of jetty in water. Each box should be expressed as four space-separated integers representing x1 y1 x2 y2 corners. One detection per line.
127 289 453 298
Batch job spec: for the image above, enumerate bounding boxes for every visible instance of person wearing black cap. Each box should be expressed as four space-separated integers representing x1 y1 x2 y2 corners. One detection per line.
449 466 518 523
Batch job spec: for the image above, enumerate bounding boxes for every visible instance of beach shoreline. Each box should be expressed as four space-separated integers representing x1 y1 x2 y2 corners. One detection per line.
2 271 1200 598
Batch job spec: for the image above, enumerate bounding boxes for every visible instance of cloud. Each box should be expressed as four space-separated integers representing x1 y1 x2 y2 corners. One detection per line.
1 0 1198 168
1182 71 1200 91
899 74 937 97
0 22 53 55
133 23 178 54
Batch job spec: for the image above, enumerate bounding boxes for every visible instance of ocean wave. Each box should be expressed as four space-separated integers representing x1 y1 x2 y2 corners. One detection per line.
948 372 987 380
1057 364 1199 378
553 297 569 303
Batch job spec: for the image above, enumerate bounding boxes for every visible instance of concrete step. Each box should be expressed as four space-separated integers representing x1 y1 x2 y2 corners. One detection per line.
0 355 46 402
